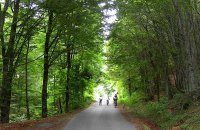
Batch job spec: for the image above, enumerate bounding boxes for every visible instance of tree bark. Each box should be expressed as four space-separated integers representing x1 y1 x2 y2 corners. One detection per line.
25 41 30 120
0 0 20 123
0 0 9 46
59 97 62 114
42 11 53 118
65 43 71 112
172 0 198 92
128 73 132 97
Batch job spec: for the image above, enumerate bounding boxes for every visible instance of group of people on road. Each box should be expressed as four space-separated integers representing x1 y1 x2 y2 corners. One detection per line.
99 93 118 107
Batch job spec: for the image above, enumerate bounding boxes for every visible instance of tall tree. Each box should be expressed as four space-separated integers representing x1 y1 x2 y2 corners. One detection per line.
42 10 54 118
0 0 21 123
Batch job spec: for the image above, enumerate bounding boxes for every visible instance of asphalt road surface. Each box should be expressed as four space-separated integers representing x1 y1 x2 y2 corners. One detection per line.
62 102 136 130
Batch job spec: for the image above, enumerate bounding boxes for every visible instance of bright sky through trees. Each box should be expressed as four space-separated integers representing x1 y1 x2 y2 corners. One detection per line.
100 1 117 73
94 1 117 101
99 1 117 37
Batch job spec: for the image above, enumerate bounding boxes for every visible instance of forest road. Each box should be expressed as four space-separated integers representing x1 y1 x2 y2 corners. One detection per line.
62 102 136 130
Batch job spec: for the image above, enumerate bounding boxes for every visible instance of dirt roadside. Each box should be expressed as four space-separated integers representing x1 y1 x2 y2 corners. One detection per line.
0 108 84 130
119 105 160 130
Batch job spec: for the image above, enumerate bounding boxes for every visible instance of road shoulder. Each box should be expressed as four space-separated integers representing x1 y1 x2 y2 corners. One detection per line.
119 105 159 130
0 108 85 130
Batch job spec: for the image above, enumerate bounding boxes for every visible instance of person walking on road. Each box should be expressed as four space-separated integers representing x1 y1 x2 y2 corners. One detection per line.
107 96 110 106
99 96 103 106
113 94 118 108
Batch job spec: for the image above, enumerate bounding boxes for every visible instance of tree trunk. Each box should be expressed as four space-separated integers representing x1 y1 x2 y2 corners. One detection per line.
173 0 198 92
42 11 53 118
25 41 30 120
81 85 84 103
0 0 9 45
59 97 62 114
0 0 20 123
156 75 160 101
65 43 71 112
128 73 132 96
183 1 198 92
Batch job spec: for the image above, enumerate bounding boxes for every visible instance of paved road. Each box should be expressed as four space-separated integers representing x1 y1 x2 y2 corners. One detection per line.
62 102 136 130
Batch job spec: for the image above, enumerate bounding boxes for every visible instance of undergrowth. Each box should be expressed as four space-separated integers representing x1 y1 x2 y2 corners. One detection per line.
120 93 200 129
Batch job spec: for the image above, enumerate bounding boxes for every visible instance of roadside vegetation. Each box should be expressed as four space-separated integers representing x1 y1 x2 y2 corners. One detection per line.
107 0 200 129
0 0 103 123
1 0 200 129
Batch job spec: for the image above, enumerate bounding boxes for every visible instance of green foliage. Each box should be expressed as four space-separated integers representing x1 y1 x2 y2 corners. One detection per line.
0 0 104 123
1 0 200 127
182 110 200 129
119 92 144 106
144 100 171 124
107 0 200 128
10 114 27 123
144 125 151 130
131 99 188 129
169 94 192 111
